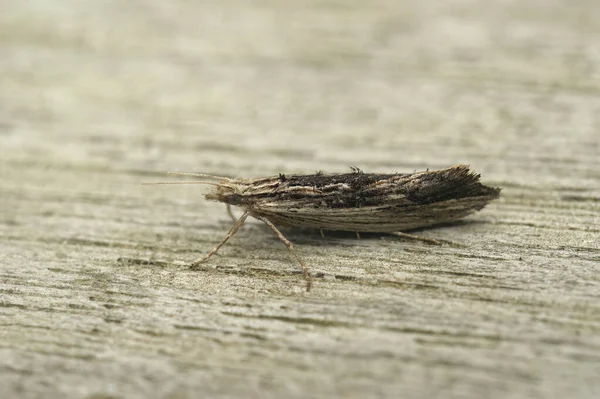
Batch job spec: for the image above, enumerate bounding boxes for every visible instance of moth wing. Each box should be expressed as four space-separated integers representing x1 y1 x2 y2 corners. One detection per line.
253 196 493 232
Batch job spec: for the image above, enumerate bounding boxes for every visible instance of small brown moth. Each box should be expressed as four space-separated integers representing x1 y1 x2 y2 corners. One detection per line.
145 165 500 291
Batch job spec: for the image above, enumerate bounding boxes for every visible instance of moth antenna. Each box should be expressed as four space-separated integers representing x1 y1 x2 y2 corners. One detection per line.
167 171 233 181
141 180 223 187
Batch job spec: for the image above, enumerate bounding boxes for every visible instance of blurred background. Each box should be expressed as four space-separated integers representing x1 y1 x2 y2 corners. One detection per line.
2 0 598 182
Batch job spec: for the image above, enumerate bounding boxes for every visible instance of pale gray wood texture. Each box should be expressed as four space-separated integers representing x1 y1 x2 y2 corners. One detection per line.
1 1 599 398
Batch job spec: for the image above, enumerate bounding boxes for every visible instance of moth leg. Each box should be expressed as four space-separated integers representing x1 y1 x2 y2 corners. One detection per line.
355 231 361 240
226 204 236 223
190 211 249 269
257 216 312 292
320 229 325 239
388 231 443 245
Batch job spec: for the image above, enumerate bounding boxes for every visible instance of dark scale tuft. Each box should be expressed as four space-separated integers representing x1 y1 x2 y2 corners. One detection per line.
282 172 400 209
405 166 500 204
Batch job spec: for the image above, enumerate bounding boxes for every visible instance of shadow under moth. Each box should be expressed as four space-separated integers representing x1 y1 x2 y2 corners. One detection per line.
145 165 500 291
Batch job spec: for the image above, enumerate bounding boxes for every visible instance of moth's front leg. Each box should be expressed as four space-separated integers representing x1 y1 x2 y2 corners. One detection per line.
190 211 250 269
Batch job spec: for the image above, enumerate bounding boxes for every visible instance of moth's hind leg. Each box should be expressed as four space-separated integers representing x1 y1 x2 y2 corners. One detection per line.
257 216 312 292
190 211 249 269
388 231 444 245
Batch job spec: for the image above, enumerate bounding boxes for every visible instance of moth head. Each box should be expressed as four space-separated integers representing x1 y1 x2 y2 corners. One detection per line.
205 181 245 205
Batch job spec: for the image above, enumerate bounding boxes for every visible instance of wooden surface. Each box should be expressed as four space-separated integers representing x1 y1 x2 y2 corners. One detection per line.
1 1 599 398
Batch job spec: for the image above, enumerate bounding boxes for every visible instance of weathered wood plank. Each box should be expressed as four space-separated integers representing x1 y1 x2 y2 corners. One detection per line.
1 0 599 398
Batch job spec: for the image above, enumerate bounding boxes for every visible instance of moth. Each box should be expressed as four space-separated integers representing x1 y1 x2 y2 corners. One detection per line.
145 165 500 291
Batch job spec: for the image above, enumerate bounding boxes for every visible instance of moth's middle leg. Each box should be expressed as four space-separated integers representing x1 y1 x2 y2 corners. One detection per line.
257 216 312 292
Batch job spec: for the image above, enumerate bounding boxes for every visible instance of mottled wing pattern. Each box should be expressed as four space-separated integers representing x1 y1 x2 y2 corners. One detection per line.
244 165 500 232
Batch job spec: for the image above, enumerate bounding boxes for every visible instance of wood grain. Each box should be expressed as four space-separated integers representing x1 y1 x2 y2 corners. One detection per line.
1 1 599 398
